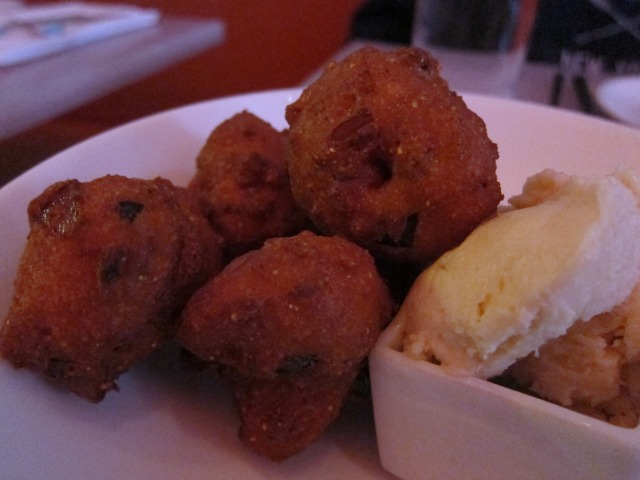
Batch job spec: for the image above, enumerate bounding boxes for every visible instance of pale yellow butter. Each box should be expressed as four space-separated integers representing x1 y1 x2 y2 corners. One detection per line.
401 169 640 378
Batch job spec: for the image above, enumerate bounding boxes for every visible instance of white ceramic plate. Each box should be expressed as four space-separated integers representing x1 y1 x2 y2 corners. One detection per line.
1 88 640 479
596 75 640 128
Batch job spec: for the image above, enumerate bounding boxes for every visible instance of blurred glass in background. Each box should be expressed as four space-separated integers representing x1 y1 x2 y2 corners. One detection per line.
410 0 539 96
351 0 640 96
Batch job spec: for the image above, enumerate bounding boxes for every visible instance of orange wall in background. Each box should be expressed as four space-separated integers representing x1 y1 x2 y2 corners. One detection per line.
28 0 363 125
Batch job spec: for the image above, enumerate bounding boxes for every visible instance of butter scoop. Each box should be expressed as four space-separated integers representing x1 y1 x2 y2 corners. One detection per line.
400 168 640 378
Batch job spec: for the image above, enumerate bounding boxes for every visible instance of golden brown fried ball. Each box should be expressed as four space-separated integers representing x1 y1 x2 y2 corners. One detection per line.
177 231 393 461
189 111 307 260
0 175 224 402
285 46 503 266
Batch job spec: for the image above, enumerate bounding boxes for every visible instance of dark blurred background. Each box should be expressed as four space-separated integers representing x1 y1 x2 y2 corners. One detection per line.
350 0 640 65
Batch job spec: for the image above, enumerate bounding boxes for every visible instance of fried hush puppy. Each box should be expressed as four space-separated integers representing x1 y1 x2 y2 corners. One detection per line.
285 46 503 266
0 175 223 402
177 231 393 461
189 111 307 261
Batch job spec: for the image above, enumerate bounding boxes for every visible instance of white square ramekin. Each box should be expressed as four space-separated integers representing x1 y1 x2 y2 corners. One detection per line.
369 319 640 480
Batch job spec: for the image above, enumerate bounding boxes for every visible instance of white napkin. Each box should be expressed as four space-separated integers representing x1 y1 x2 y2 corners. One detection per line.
0 2 160 66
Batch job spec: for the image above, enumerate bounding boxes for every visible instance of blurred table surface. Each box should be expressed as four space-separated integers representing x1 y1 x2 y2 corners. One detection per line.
0 15 224 140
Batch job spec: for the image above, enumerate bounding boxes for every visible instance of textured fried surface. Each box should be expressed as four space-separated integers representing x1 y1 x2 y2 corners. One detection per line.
177 231 393 460
285 46 502 266
0 175 223 402
189 111 306 260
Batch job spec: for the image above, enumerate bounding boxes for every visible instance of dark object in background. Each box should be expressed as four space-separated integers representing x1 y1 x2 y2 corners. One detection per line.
350 0 415 44
528 0 640 66
414 0 522 52
350 0 522 51
351 0 640 67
